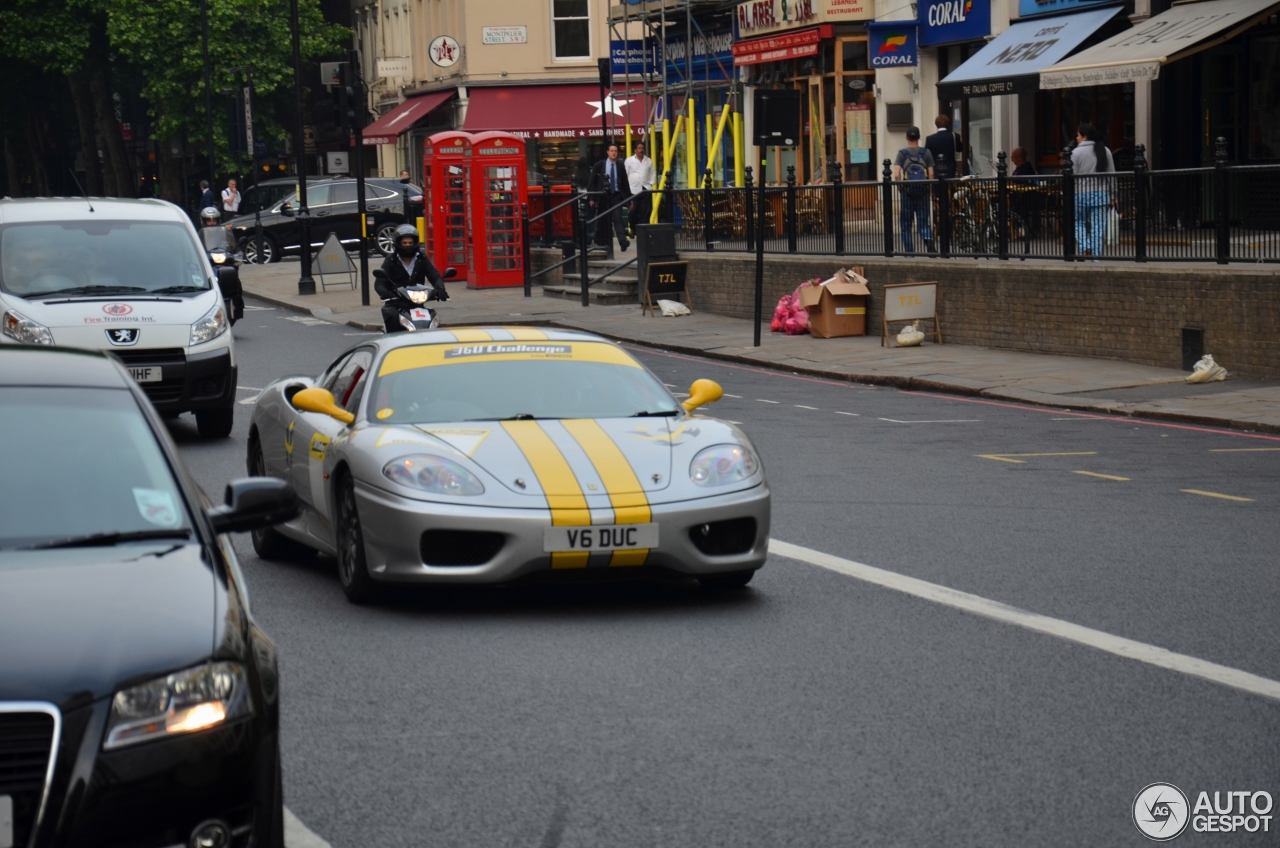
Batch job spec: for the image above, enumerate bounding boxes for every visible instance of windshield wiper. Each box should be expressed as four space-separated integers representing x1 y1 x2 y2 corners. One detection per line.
464 413 543 421
23 528 192 550
631 409 680 417
149 285 209 294
33 285 148 298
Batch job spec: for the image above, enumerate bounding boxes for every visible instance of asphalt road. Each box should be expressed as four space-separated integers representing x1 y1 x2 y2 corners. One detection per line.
173 299 1280 847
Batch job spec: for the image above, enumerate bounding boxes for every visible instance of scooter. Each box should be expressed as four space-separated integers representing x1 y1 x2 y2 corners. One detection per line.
375 267 457 332
202 227 245 325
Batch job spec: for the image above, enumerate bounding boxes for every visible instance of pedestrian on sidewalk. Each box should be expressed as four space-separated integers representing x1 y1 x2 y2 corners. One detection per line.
1070 123 1114 259
198 180 216 211
221 179 241 216
588 143 631 251
624 141 656 236
399 169 411 183
893 127 936 255
925 114 964 180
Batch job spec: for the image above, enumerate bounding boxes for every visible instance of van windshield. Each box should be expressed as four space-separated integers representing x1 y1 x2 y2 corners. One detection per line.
0 221 211 299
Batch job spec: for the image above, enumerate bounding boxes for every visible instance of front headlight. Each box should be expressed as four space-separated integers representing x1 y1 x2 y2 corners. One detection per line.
2 309 55 345
190 301 229 346
383 454 484 496
689 444 760 487
210 250 228 265
104 661 252 750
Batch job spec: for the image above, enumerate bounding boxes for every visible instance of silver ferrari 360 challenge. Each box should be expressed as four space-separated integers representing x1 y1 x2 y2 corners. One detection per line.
246 327 770 602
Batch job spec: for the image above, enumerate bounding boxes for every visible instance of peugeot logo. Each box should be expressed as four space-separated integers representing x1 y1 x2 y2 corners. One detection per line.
103 303 133 316
107 328 139 346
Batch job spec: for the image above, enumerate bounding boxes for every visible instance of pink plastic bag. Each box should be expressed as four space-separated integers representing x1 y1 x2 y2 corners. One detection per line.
771 282 814 335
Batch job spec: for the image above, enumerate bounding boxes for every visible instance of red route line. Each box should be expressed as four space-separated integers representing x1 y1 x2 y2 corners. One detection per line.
624 345 1280 444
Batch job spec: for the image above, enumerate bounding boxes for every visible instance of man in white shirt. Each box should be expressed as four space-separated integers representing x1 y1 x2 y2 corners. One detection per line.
624 141 657 235
221 179 241 215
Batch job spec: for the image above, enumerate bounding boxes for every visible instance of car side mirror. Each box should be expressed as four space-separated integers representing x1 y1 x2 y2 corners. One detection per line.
207 477 299 534
292 387 355 425
681 379 723 413
280 203 295 217
443 267 457 279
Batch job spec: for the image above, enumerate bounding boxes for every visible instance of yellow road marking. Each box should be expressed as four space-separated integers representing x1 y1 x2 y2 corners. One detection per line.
1073 470 1130 481
562 420 651 567
1181 489 1255 502
1209 448 1280 453
448 328 494 343
502 421 590 568
976 452 1098 464
502 327 550 341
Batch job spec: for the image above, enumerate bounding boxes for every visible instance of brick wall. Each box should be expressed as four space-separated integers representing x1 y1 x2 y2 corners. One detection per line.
668 254 1280 378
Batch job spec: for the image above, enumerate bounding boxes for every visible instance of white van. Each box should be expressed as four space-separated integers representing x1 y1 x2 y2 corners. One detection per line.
0 198 238 437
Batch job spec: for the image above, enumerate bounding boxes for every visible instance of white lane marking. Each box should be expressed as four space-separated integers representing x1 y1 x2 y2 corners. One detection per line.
238 397 259 405
236 386 264 392
879 418 980 424
724 393 743 398
771 539 1280 703
285 807 332 848
795 405 819 410
243 305 275 311
344 332 381 337
756 399 780 404
725 420 743 425
835 411 859 417
285 316 330 326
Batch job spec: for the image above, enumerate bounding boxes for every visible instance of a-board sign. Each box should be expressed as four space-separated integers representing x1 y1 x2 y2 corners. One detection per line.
881 281 941 346
643 260 691 316
314 232 355 291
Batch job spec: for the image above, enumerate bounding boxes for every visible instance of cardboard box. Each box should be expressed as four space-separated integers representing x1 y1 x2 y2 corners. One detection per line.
799 267 870 338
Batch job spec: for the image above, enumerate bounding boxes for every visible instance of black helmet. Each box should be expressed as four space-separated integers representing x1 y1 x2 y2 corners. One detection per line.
394 223 420 258
200 206 221 226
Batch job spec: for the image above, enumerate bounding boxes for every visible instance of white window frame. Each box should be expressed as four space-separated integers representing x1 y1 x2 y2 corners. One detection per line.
550 0 592 62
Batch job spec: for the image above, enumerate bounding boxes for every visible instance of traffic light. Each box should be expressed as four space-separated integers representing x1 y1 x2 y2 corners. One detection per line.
323 62 363 133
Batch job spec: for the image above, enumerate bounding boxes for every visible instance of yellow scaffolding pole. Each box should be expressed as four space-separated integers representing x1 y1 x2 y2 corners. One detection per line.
733 112 745 187
705 113 713 184
686 99 696 190
650 115 685 224
625 125 633 158
703 102 733 188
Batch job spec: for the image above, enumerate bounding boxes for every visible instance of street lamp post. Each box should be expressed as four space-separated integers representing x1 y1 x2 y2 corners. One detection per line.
200 0 216 209
230 67 264 264
290 0 315 294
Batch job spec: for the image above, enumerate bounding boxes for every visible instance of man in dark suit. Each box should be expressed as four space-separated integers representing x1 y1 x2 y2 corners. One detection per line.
587 143 631 251
924 114 965 180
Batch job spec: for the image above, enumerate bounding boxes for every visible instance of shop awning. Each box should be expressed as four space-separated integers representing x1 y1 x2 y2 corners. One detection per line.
731 25 834 65
1040 0 1280 88
362 91 455 145
937 5 1123 98
463 85 650 138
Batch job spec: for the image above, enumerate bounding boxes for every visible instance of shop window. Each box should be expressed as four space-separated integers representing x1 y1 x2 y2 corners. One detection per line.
842 40 869 72
1249 35 1280 160
552 0 590 60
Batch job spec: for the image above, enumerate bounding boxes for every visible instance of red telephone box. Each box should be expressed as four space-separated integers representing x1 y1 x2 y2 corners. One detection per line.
464 132 528 288
421 131 472 281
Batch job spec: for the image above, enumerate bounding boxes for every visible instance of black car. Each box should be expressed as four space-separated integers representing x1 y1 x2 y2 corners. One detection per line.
226 177 423 264
0 346 298 848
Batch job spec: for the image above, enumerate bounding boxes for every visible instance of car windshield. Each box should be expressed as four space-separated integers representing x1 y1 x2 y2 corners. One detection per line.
0 220 210 299
370 341 680 424
0 387 193 549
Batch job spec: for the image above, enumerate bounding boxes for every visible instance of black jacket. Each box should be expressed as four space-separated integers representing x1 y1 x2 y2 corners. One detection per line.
199 189 217 210
376 249 445 303
587 158 632 197
925 129 965 179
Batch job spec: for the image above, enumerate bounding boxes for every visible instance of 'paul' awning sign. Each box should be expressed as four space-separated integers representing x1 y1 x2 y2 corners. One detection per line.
867 21 919 67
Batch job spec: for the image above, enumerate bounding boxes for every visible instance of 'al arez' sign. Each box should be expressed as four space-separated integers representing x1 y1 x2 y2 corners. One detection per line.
918 0 990 46
735 0 870 36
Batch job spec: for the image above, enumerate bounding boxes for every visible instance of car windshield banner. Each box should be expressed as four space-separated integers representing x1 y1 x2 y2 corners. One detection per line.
866 21 919 67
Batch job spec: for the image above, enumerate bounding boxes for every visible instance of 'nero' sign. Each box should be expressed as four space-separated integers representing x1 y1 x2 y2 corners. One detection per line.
918 0 989 46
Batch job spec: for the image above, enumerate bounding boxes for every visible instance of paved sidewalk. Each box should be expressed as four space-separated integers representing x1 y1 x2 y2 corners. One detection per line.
239 261 1280 434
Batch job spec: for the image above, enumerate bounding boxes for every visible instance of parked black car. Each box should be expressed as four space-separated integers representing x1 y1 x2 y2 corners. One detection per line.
235 176 322 218
0 345 298 848
225 177 423 263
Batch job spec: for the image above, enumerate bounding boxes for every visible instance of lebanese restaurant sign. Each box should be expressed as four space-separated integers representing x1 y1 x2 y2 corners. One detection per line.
731 25 833 64
735 0 870 36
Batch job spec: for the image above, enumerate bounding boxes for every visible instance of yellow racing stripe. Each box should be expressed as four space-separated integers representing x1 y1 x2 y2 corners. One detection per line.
561 419 651 567
448 328 494 343
501 421 590 569
503 327 550 341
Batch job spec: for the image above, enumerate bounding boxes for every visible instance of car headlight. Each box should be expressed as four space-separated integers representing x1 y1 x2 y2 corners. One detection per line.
104 661 252 750
689 444 759 487
190 301 229 346
2 309 55 345
383 455 484 496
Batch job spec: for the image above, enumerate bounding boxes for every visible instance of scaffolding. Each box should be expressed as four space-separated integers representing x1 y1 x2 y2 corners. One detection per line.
606 0 745 194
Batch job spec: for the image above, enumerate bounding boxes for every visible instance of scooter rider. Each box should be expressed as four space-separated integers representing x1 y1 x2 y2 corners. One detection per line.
198 206 244 320
377 223 448 333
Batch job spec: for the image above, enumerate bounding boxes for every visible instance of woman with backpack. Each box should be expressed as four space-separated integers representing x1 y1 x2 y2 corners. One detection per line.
1070 123 1115 259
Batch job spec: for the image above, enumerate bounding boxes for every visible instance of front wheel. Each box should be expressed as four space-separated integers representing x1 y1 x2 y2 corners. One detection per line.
336 474 378 603
698 570 756 591
196 406 234 439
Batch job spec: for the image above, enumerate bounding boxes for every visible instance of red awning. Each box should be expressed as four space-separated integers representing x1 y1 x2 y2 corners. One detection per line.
463 85 651 139
732 26 833 65
363 91 455 145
